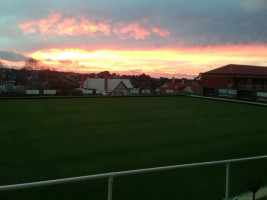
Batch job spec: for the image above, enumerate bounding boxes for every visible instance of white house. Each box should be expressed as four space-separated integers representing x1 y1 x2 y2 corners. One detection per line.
82 78 133 95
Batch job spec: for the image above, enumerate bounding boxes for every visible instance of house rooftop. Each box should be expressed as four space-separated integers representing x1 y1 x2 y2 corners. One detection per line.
202 64 267 76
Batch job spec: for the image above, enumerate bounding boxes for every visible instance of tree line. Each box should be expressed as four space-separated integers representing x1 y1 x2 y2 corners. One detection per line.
0 58 194 91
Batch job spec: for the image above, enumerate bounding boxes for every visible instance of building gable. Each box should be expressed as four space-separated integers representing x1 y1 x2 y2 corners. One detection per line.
108 79 133 92
113 81 128 91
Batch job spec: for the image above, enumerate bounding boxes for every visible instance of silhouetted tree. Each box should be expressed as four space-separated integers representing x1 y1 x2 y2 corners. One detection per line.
25 57 40 81
25 57 39 70
247 178 262 200
98 71 111 78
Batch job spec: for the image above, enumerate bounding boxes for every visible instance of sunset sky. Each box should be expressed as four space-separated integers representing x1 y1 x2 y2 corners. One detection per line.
0 0 267 78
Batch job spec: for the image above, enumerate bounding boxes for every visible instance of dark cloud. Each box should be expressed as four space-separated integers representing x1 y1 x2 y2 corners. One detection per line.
0 50 27 61
0 0 267 53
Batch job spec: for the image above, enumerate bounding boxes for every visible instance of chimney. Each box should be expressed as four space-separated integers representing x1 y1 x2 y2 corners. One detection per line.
104 78 108 91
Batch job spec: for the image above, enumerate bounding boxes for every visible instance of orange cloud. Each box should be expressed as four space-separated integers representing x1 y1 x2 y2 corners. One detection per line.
152 27 170 37
79 17 110 36
113 23 150 40
0 58 25 69
19 13 111 36
38 13 61 34
19 12 170 40
19 21 37 34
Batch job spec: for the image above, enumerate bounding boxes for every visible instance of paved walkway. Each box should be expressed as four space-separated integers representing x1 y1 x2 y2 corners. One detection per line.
189 95 267 107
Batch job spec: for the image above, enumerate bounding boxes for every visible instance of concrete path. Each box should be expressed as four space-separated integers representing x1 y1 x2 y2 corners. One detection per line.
189 95 267 107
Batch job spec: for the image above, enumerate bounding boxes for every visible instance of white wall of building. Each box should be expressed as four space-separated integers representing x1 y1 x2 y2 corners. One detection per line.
44 90 56 95
83 78 133 95
26 90 39 95
83 78 105 94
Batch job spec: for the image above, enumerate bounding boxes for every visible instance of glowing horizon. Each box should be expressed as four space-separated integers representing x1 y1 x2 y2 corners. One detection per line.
1 44 266 79
21 45 266 78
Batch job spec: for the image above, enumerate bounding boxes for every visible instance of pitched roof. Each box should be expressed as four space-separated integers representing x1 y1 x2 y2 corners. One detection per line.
157 82 199 92
202 64 267 76
108 79 133 91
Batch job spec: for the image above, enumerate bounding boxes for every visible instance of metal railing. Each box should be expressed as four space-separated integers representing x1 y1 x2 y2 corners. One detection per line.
237 85 267 90
0 155 267 200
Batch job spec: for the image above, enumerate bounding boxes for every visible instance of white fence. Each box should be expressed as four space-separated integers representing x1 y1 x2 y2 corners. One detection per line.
43 90 56 95
26 90 39 95
0 155 266 200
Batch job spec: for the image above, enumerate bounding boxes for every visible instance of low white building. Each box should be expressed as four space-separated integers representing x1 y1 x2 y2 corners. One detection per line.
142 89 150 94
26 90 39 95
82 78 133 95
44 90 56 95
130 88 140 95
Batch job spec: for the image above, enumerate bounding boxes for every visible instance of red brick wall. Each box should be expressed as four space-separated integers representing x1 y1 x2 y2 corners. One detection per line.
201 75 232 88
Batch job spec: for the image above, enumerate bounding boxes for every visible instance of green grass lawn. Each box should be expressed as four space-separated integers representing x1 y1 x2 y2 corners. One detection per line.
0 96 267 200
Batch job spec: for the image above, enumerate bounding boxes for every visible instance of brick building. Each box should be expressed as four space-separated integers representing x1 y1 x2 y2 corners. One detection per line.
200 64 267 101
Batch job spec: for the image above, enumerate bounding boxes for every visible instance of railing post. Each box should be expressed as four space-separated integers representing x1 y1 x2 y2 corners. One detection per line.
225 162 230 200
108 176 113 200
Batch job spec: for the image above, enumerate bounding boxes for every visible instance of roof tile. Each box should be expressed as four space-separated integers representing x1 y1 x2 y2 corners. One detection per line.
202 64 267 76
